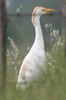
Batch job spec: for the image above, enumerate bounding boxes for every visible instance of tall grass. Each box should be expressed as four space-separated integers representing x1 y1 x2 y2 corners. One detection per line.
1 27 65 100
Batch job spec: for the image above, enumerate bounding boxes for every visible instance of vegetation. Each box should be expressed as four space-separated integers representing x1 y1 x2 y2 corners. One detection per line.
6 38 65 100
0 27 65 100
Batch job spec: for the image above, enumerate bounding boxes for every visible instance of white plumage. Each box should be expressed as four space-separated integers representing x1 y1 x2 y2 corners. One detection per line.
16 6 55 89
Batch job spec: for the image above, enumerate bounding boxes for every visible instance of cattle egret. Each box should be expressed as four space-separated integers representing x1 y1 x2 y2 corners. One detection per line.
17 6 55 89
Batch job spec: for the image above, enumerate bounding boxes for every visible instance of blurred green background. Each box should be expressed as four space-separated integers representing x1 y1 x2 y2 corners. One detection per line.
1 0 65 100
6 0 62 55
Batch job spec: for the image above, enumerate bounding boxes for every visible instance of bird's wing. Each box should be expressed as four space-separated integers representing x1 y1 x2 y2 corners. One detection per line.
18 59 33 80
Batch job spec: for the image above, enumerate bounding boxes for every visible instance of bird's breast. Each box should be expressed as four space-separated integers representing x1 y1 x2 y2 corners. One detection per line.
26 50 45 74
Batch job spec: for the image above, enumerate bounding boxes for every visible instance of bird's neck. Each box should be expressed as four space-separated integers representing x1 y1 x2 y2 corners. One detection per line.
33 17 45 50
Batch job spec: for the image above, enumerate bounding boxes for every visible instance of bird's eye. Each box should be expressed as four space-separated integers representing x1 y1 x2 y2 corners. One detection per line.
42 9 45 11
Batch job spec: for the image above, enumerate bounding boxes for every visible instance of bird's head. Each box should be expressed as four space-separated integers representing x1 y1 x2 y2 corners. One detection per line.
32 6 56 26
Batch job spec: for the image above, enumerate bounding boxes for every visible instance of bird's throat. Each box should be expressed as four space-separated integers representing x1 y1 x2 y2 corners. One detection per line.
34 21 44 50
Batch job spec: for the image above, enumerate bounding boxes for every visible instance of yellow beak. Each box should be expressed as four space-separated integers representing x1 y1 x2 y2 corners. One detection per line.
43 9 56 12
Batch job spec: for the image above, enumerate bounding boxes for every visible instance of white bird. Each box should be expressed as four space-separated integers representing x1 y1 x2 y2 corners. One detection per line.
17 6 55 89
